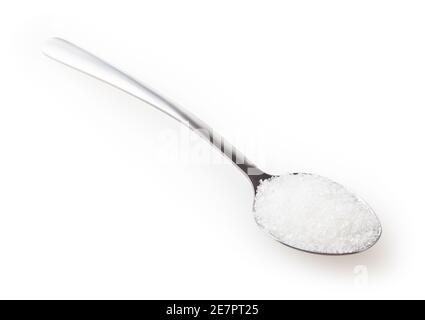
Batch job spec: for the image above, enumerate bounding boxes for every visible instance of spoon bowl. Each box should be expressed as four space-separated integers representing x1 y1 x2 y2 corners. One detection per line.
252 173 381 255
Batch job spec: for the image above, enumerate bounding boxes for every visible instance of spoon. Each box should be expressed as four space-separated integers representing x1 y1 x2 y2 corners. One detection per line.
43 38 382 255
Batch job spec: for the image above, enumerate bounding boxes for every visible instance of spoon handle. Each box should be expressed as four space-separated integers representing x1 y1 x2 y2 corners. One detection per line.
43 38 268 186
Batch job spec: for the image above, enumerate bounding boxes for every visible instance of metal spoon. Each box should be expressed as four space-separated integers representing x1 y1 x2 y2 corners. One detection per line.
43 38 382 255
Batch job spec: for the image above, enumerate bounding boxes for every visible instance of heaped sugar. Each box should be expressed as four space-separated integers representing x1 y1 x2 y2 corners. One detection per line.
253 173 382 254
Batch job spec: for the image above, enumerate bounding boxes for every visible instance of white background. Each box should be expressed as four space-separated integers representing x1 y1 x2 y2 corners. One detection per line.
0 0 424 299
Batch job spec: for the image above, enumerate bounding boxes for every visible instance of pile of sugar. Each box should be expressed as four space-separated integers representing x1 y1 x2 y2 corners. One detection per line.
254 174 381 254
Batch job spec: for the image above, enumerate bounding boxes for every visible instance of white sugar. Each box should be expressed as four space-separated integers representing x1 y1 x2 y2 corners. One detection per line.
254 174 381 254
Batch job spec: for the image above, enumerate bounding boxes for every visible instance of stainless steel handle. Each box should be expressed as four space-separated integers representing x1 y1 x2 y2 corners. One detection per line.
43 38 267 186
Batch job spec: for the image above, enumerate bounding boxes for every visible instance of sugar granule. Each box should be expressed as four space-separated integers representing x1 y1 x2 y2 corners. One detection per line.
253 174 381 254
